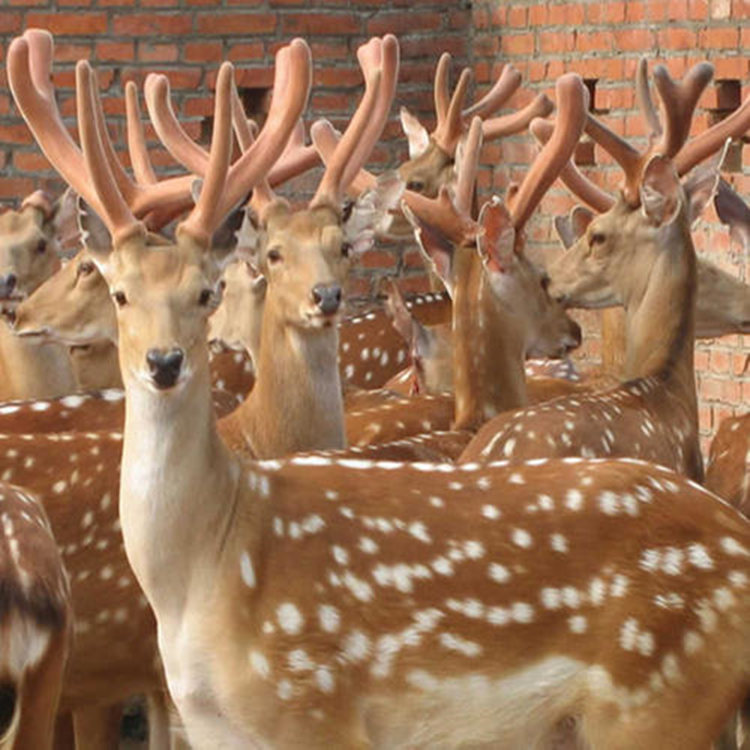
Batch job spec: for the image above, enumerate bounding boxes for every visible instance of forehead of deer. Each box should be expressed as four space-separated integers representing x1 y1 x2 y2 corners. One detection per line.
266 205 343 248
399 140 453 177
111 243 211 290
0 209 45 246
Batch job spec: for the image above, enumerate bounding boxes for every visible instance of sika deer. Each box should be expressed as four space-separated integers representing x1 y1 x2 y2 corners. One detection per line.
462 60 749 478
0 191 80 401
4 28 310 747
315 75 585 449
20 36 750 750
706 414 750 517
0 481 71 749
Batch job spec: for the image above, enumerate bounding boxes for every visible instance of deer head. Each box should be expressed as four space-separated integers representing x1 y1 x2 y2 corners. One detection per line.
0 190 77 316
392 54 553 237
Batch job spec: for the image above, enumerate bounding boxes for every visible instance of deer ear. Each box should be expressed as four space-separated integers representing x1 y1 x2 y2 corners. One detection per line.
682 140 728 228
384 279 417 344
400 107 430 159
639 155 681 226
555 206 595 249
401 201 456 297
477 198 516 274
77 196 113 273
714 178 750 252
211 206 246 261
344 171 405 253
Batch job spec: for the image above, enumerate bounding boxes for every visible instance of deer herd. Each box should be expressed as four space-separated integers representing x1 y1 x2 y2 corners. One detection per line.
0 25 747 750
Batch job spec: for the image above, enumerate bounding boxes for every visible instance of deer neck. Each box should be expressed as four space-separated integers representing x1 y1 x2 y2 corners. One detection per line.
231 304 346 458
0 322 77 400
120 350 240 618
452 251 527 431
622 219 697 408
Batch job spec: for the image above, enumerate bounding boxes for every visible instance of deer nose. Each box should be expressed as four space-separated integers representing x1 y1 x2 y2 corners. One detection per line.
146 348 185 390
312 283 342 316
0 273 17 299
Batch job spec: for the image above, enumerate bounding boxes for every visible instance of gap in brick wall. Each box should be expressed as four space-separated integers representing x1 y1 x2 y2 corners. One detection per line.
712 80 744 173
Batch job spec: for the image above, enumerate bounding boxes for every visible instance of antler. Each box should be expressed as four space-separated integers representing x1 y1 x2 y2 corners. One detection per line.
530 118 616 213
309 35 398 209
8 30 195 228
583 59 750 204
506 73 588 231
148 39 312 223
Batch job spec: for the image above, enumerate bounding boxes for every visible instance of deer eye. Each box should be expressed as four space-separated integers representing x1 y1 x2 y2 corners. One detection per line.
78 261 94 277
36 239 47 254
540 274 550 292
267 248 282 264
198 289 213 307
406 180 425 192
341 242 352 259
113 290 128 308
590 232 606 246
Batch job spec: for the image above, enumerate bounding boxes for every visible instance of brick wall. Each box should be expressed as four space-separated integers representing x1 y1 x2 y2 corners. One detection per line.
470 0 749 450
0 0 747 447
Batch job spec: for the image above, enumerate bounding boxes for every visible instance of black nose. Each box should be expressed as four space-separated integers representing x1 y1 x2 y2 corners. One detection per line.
312 283 342 316
0 273 17 299
146 348 184 389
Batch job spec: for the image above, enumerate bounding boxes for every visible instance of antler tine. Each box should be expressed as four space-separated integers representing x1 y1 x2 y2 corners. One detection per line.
340 34 399 192
651 62 714 158
230 81 275 216
463 64 522 120
76 61 143 244
584 112 642 204
432 67 472 154
267 120 321 188
310 38 383 208
218 39 311 218
482 93 554 140
433 52 452 124
507 74 588 232
125 81 157 186
145 72 211 176
635 58 662 141
530 118 616 213
8 31 107 220
179 62 233 245
454 117 483 216
675 95 750 177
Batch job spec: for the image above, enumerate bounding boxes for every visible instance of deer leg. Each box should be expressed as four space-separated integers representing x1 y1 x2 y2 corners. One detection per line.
14 630 69 750
145 691 171 750
53 712 76 750
72 703 122 750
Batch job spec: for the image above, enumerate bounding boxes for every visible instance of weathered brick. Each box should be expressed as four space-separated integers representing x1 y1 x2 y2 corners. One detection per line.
196 13 277 34
25 12 108 34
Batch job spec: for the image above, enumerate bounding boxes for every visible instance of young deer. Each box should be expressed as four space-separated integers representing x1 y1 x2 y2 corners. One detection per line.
0 190 80 401
0 481 72 749
21 37 750 749
462 61 749 478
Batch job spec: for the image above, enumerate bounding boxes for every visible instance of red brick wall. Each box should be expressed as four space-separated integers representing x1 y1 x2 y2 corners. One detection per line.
470 0 749 449
0 0 469 299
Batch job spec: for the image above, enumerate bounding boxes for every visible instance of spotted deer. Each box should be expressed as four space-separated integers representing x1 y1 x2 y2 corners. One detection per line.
0 481 71 749
147 34 402 458
706 414 750 517
536 58 750 377
0 190 81 401
4 28 315 747
314 76 584 449
18 37 750 750
461 61 749 477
